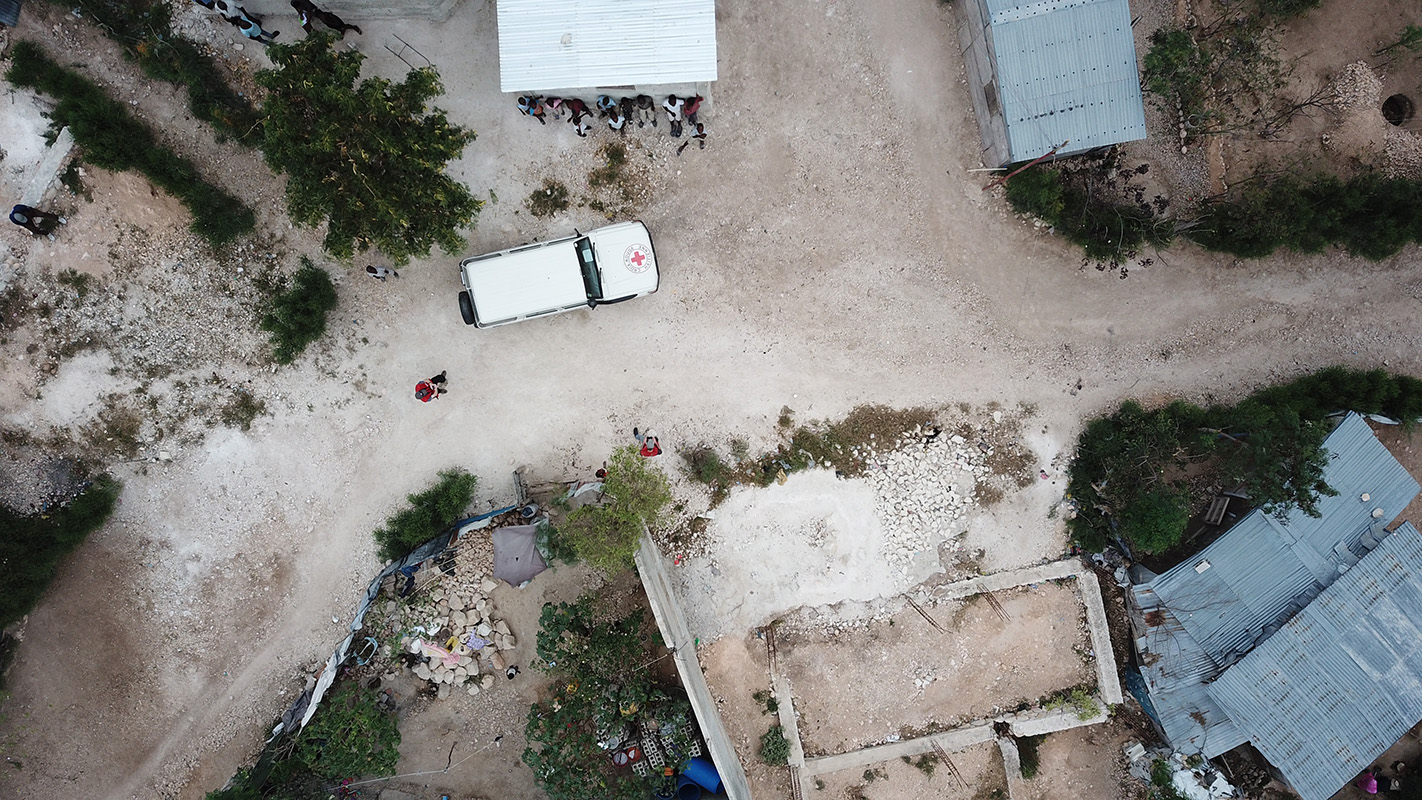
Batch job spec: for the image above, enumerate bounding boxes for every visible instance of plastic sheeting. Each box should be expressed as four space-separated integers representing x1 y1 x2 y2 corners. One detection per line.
493 524 548 586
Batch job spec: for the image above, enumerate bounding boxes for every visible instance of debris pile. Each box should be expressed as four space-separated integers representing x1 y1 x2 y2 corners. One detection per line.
860 425 988 564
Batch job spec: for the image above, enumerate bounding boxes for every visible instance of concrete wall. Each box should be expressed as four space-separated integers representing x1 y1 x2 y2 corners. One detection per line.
636 536 752 800
954 0 1010 167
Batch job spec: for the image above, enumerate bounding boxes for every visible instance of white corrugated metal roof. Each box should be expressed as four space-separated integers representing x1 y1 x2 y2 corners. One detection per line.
497 0 718 93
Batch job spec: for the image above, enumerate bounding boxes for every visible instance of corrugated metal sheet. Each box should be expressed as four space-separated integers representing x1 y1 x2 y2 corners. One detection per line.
1144 414 1418 668
0 0 21 28
497 0 717 93
1130 584 1246 755
1207 523 1422 800
984 0 1145 161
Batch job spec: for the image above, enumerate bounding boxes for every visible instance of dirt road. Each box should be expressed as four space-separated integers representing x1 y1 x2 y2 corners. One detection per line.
1 0 1421 797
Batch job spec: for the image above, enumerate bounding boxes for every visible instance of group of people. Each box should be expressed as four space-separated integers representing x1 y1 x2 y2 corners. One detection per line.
517 93 709 150
189 0 361 45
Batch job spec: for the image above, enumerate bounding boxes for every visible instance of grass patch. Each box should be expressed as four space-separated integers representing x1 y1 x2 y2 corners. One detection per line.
56 268 92 301
60 163 92 201
6 41 256 247
372 468 477 561
259 258 338 365
0 474 122 629
901 753 938 777
752 688 780 715
57 0 261 142
759 725 789 766
1043 685 1101 721
220 388 266 431
526 178 570 218
82 395 143 459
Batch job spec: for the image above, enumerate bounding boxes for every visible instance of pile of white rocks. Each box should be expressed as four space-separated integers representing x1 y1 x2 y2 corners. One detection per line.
384 577 519 700
860 425 990 564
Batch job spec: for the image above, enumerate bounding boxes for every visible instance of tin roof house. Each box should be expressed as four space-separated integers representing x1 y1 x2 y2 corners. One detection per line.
496 0 717 101
954 0 1148 166
1127 413 1422 800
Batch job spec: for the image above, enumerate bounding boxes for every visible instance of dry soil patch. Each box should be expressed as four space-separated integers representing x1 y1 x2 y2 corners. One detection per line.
779 580 1091 756
812 740 1007 800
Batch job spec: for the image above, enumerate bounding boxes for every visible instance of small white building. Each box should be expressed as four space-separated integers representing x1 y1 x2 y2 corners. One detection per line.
497 0 717 101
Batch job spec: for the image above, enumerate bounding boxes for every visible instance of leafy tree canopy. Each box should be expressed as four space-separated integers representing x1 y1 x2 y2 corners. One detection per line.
256 33 481 265
524 592 695 800
557 445 672 575
373 468 477 561
1066 367 1422 556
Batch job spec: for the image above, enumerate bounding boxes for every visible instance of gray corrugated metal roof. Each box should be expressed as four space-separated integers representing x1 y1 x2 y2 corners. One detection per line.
1207 522 1422 800
1130 584 1247 755
1145 413 1418 668
497 0 717 93
984 0 1146 161
1131 413 1420 762
0 0 21 27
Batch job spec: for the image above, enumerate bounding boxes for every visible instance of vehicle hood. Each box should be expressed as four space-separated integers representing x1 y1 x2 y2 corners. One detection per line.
590 221 660 300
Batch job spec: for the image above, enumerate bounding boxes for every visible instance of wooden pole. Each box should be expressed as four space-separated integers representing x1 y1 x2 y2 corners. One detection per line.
981 140 1068 191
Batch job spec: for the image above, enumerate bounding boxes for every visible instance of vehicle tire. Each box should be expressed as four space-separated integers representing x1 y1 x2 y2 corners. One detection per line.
458 290 476 326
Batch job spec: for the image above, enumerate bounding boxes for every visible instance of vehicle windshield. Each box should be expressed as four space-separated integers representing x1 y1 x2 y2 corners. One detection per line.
576 237 602 300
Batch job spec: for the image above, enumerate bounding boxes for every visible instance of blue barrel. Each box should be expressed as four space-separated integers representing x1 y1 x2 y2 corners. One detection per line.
675 776 701 800
682 757 722 794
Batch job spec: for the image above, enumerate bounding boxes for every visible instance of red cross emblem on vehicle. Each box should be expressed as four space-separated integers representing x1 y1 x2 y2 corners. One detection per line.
624 243 651 273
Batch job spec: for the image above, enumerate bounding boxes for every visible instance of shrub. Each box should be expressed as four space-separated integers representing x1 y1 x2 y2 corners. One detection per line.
59 0 261 141
259 258 339 364
1119 487 1191 555
1143 29 1211 124
558 445 671 574
527 178 571 218
5 42 255 247
1004 163 1172 267
525 591 695 800
292 681 400 779
1188 172 1422 261
0 475 122 629
759 726 790 766
372 468 477 561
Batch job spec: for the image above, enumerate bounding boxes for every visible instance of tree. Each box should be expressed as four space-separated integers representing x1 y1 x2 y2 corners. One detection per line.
557 446 671 574
524 593 695 800
256 33 481 265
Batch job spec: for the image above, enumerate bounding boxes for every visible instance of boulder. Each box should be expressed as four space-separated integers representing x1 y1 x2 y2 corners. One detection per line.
413 663 432 681
493 620 511 636
481 674 495 689
491 651 506 671
452 610 468 628
467 684 481 696
437 683 451 700
476 623 493 637
480 578 498 593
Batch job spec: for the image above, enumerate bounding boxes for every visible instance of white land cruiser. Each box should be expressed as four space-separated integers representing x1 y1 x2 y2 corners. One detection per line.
457 221 660 328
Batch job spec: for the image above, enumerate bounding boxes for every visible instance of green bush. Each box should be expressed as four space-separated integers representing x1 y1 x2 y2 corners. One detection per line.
1143 29 1211 124
0 475 122 630
759 726 790 766
5 42 255 247
372 468 477 561
1258 0 1320 18
524 591 694 800
292 681 400 779
257 33 481 265
527 178 571 218
1005 164 1172 265
1188 172 1422 261
58 0 261 141
558 445 671 575
260 258 339 364
1067 367 1422 555
682 446 730 485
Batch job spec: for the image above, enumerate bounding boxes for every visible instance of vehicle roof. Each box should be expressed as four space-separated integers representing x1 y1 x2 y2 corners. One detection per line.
461 237 586 324
589 221 660 299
